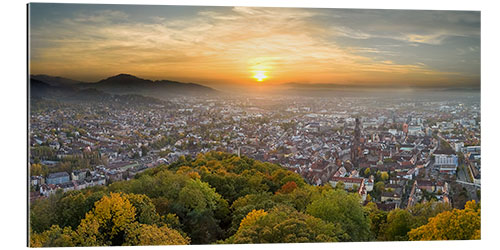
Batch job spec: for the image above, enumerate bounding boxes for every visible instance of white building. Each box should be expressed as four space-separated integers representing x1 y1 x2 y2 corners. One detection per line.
434 154 458 173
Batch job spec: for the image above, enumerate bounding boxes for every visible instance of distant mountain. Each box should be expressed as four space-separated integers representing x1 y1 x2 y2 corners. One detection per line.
30 73 217 99
29 78 165 105
84 73 216 97
31 74 85 87
29 78 76 98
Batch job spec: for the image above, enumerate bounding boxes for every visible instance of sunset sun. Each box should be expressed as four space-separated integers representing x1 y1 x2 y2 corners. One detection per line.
253 71 268 82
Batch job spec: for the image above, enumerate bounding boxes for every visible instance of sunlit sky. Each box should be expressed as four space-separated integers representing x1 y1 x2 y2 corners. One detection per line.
29 3 480 90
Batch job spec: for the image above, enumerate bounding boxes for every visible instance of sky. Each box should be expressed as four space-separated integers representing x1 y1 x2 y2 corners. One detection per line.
29 3 480 91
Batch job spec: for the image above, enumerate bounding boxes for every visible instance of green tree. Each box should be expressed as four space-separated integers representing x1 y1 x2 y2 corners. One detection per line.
380 209 414 241
229 193 277 235
364 168 371 177
306 189 371 241
177 179 228 244
30 190 63 233
364 202 388 240
335 181 345 190
227 206 347 243
123 193 161 225
407 201 451 228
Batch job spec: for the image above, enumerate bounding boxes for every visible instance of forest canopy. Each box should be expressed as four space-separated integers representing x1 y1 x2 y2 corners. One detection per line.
29 152 480 246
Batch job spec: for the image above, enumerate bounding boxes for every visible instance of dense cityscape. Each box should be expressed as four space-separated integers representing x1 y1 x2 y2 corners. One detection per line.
30 92 481 211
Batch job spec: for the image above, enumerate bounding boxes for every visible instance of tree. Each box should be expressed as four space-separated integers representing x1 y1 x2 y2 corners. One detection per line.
30 225 74 247
238 209 268 229
227 206 347 243
306 189 371 241
407 201 451 228
73 192 137 246
408 200 480 240
335 181 345 190
277 181 298 194
123 193 161 225
374 181 385 195
177 179 228 244
152 197 170 216
364 168 371 177
272 185 324 213
364 202 388 240
54 192 89 230
30 163 43 176
381 172 389 182
380 209 414 241
229 193 277 235
30 191 63 233
124 223 189 245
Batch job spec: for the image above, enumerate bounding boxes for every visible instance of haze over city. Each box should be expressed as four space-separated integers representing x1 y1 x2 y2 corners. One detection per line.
29 4 480 92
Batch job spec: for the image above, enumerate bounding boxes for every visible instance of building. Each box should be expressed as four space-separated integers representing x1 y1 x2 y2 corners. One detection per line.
351 118 362 167
329 176 367 201
46 172 70 185
71 169 88 181
464 146 481 154
434 154 458 173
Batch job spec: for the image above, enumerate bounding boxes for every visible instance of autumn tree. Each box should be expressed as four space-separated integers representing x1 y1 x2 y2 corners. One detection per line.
272 185 324 213
229 192 277 235
30 225 74 247
277 181 298 194
123 193 161 225
407 200 451 228
30 163 43 176
227 206 347 243
124 223 189 245
408 200 480 240
306 189 371 241
73 192 137 246
381 172 389 182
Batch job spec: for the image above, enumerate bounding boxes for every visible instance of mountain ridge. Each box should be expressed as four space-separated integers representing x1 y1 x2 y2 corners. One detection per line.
30 73 217 98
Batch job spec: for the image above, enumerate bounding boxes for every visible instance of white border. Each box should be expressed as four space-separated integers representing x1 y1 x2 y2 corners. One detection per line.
1 1 498 250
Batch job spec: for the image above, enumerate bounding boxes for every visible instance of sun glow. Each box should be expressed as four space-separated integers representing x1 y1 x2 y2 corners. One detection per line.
253 71 268 82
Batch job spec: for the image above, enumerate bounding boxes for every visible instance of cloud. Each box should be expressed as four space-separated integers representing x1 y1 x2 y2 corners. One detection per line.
29 6 480 89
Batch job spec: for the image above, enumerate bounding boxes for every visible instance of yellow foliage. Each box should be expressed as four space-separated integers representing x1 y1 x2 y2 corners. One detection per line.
176 166 193 175
74 192 136 246
124 223 189 245
187 171 201 179
408 200 480 240
239 209 268 230
30 163 43 176
30 225 74 247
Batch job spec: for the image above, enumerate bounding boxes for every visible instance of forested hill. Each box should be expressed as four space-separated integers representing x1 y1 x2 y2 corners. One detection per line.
29 152 481 247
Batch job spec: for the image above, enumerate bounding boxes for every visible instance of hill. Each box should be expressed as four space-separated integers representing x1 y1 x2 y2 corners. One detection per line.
30 73 217 99
84 73 216 97
29 78 76 98
31 74 85 87
29 78 165 105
